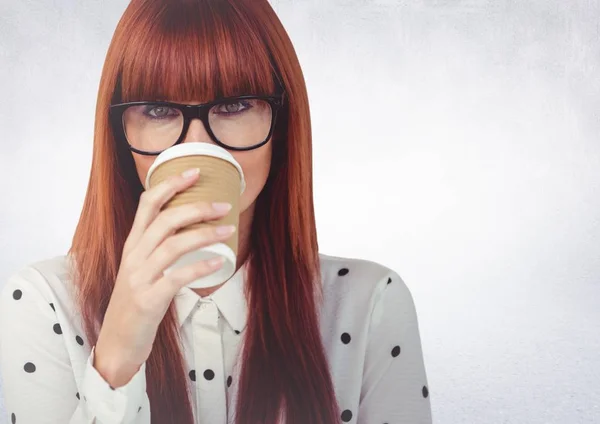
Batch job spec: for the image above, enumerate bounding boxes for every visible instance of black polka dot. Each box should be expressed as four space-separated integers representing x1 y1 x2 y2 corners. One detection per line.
138 406 142 413
338 268 349 276
227 375 232 387
23 362 36 373
189 370 196 381
49 302 55 311
12 290 22 300
11 412 16 423
76 392 80 400
234 330 241 335
387 277 392 285
341 409 353 422
423 385 429 398
53 323 62 335
341 333 351 344
204 369 215 380
391 345 401 357
76 335 84 346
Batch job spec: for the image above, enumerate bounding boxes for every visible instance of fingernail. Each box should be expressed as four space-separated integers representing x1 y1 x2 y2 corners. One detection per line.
181 168 200 179
212 202 232 212
216 225 236 235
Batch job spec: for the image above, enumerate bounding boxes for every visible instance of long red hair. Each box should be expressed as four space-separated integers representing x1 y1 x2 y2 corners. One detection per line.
69 0 339 422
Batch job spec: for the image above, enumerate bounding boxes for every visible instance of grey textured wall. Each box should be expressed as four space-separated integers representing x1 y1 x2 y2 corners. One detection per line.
1 1 599 423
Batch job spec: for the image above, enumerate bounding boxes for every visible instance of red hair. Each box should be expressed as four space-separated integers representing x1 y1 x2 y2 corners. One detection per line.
69 0 339 423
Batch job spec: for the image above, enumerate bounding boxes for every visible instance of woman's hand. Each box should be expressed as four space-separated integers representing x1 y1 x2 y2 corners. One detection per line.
93 168 236 387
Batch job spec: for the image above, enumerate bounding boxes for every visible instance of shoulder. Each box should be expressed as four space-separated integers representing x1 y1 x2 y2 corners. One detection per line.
318 256 431 422
0 255 79 318
317 253 417 330
318 252 413 302
0 256 92 404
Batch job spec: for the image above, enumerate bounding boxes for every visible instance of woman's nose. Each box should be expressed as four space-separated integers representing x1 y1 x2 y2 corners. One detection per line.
182 118 214 144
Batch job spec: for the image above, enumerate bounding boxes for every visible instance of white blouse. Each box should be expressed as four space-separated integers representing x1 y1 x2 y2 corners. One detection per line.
0 253 432 424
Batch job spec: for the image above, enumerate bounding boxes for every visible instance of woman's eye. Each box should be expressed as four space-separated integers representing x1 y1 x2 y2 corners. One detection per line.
145 106 178 118
218 101 250 114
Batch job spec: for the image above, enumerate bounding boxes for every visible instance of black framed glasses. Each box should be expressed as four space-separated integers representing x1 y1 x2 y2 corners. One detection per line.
109 93 285 156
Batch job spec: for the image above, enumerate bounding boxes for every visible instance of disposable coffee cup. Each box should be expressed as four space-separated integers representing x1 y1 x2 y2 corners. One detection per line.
145 142 246 289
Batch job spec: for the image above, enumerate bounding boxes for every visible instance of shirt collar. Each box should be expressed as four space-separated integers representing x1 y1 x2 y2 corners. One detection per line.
174 260 248 333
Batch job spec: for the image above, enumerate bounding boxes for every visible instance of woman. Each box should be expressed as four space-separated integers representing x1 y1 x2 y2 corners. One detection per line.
0 0 432 423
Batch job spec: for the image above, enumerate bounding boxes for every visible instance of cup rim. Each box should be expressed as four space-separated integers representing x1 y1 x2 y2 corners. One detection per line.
144 142 246 193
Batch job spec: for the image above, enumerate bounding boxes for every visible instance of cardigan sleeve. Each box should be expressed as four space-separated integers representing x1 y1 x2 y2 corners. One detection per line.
0 266 148 423
357 270 433 424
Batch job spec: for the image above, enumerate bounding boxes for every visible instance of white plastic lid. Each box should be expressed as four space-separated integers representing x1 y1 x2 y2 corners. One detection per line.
145 142 246 193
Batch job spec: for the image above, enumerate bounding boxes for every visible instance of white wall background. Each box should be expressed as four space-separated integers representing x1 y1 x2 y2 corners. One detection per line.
1 1 599 423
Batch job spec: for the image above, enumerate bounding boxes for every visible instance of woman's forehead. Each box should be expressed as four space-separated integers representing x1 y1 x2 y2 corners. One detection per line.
133 90 269 104
121 77 275 103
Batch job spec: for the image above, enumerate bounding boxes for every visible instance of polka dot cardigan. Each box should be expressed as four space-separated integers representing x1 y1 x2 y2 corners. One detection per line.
0 253 431 423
